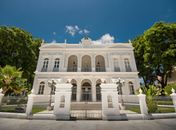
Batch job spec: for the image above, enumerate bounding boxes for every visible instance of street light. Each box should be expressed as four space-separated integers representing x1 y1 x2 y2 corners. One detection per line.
112 78 125 110
47 79 56 111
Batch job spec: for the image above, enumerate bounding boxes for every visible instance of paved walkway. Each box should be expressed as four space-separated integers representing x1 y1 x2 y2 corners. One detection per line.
0 118 176 130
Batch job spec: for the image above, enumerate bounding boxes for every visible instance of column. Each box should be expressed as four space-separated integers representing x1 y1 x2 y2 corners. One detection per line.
120 55 125 72
131 52 137 72
92 80 96 102
26 94 35 116
104 54 108 72
78 54 81 72
91 54 95 72
48 56 54 72
137 89 148 115
53 83 72 120
0 89 4 106
100 83 120 120
170 88 176 112
64 54 69 72
76 79 81 102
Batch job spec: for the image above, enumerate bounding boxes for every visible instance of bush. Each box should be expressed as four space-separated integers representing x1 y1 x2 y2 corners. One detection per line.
146 96 158 113
164 83 176 95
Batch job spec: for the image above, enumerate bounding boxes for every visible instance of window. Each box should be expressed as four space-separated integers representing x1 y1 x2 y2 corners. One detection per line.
41 58 49 72
38 82 45 95
114 58 120 72
60 95 65 108
124 58 131 72
53 58 60 72
107 95 113 108
129 81 135 95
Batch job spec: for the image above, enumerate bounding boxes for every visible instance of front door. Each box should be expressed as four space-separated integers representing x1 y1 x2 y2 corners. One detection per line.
81 82 92 101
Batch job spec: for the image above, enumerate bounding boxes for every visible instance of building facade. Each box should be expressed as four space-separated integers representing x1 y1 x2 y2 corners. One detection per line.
32 38 140 103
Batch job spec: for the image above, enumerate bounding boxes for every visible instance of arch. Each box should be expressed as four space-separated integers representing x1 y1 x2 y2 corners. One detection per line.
124 58 131 72
60 95 65 108
81 79 92 101
67 55 78 72
38 81 45 95
95 55 106 72
41 58 49 72
128 81 135 94
96 79 101 101
81 55 92 72
53 58 60 72
71 79 77 101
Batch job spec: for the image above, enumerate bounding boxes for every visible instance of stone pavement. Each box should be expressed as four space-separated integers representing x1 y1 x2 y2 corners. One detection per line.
0 118 176 130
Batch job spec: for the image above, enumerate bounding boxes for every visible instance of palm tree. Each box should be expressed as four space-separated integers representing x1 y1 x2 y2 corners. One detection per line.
0 65 27 95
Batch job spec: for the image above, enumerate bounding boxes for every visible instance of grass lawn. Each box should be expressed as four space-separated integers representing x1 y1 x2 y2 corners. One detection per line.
125 105 141 113
32 106 46 114
0 105 26 113
125 105 175 114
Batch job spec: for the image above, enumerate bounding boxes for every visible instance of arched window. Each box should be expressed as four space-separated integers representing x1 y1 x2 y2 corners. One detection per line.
107 95 113 108
60 95 65 108
38 82 45 95
124 58 131 72
96 79 101 101
114 58 120 72
67 55 78 72
41 58 49 72
129 81 135 95
71 79 77 101
95 55 106 72
81 55 91 72
53 58 60 72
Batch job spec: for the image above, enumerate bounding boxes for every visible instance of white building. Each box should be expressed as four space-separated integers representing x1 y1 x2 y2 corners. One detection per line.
32 37 140 103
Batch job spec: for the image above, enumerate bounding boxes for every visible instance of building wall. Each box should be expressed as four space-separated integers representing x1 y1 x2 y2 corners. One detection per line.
32 38 140 102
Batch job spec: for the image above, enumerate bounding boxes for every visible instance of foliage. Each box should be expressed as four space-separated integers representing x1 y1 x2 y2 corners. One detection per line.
0 26 41 90
164 83 176 95
133 22 176 90
137 85 161 113
0 65 27 95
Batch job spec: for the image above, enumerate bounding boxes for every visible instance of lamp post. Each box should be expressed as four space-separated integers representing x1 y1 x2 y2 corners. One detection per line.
112 78 125 110
47 79 56 111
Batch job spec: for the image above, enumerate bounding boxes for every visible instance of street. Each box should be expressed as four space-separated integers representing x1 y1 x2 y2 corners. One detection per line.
0 118 176 130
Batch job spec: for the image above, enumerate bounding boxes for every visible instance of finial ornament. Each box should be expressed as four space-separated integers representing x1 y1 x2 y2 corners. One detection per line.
171 88 175 94
31 89 34 94
0 88 3 93
139 88 143 94
101 79 106 83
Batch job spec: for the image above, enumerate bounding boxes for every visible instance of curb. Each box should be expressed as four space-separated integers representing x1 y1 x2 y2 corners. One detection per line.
0 112 176 120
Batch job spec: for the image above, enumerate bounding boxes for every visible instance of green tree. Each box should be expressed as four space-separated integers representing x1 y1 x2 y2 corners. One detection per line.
0 65 27 95
0 26 41 90
133 22 176 91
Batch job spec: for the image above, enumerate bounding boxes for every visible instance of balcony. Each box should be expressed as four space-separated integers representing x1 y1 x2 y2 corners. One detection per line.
67 67 77 72
96 67 106 72
53 68 59 72
81 67 92 72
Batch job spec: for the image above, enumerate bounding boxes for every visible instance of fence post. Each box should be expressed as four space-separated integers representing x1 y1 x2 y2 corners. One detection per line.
26 93 34 117
170 88 176 112
137 88 148 115
0 89 4 106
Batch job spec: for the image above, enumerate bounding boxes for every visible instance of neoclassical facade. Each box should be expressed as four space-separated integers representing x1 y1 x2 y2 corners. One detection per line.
32 38 140 102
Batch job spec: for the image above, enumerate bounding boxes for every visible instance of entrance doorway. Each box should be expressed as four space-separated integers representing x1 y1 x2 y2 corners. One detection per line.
81 82 92 101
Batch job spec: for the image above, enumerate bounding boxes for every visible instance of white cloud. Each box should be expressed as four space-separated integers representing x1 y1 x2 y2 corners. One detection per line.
65 25 90 36
53 32 56 35
51 39 56 43
93 33 115 44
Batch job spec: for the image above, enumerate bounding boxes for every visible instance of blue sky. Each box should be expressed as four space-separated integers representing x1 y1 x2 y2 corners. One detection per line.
0 0 176 43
